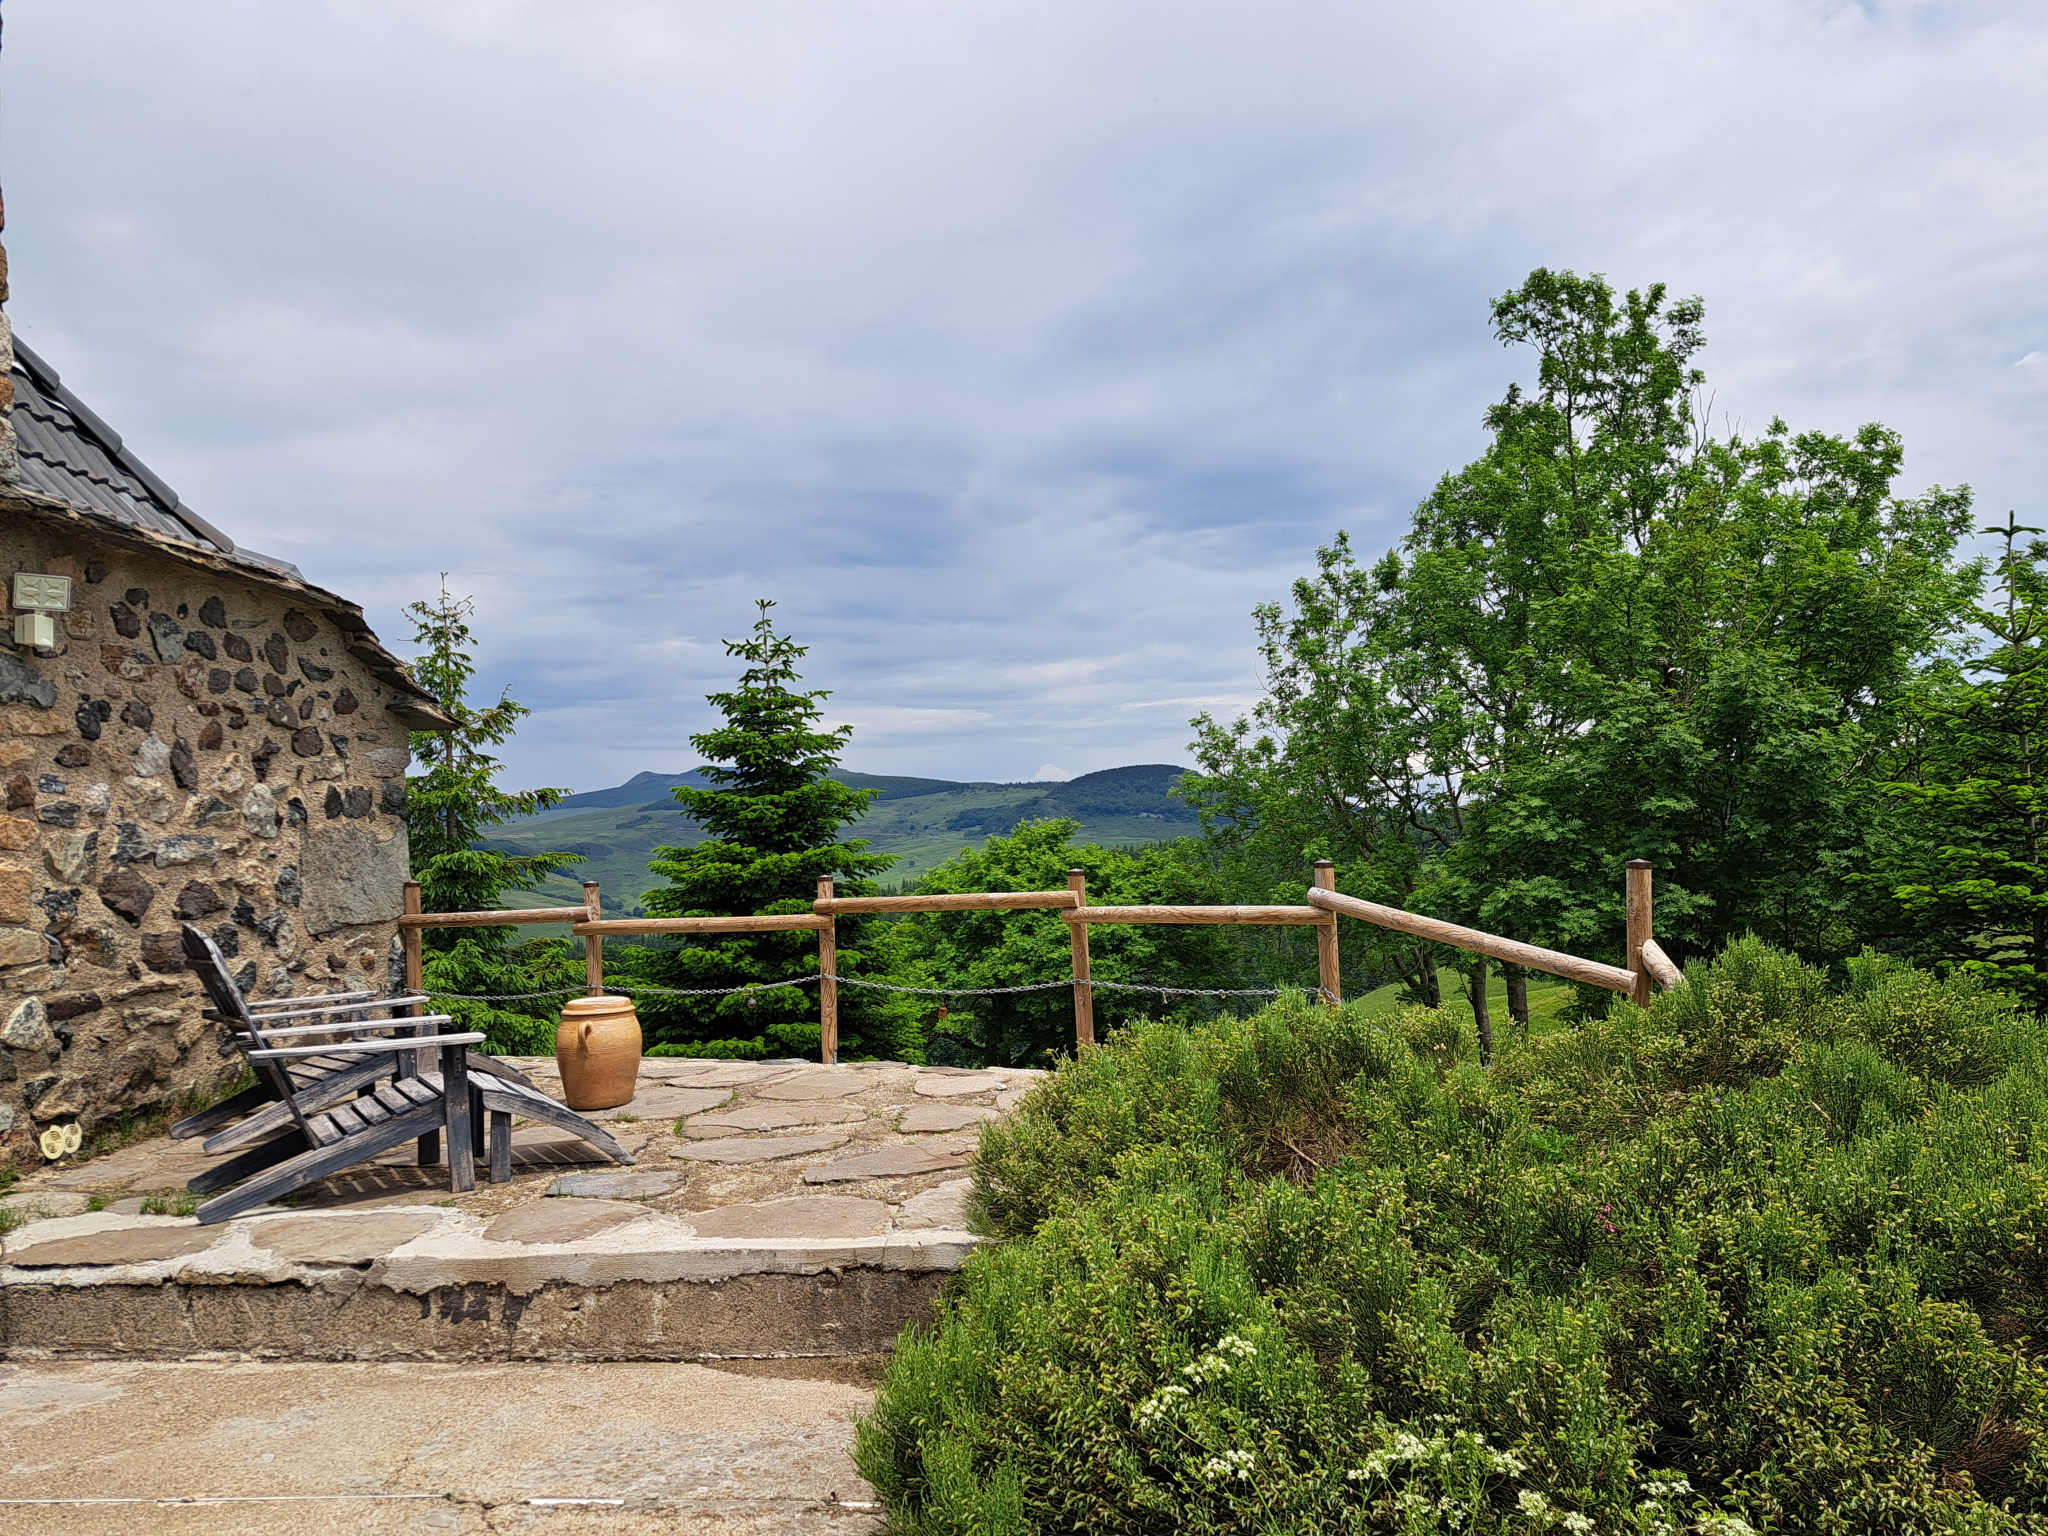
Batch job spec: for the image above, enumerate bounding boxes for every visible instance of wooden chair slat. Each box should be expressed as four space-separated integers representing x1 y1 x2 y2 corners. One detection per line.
196 1101 445 1224
371 1082 417 1118
247 990 378 1010
227 1015 453 1041
202 1056 397 1154
393 1075 441 1107
215 995 434 1025
247 1033 484 1060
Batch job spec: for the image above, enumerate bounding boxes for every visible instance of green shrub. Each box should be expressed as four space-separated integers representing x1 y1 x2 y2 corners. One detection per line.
645 1037 769 1060
862 943 2048 1533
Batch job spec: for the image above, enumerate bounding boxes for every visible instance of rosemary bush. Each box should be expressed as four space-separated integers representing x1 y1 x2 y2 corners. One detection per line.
858 940 2048 1533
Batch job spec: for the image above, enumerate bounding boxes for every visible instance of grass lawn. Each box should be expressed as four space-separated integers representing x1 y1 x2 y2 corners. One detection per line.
1348 968 1581 1034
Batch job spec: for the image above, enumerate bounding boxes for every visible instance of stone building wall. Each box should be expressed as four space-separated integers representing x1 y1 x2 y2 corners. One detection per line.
0 509 417 1167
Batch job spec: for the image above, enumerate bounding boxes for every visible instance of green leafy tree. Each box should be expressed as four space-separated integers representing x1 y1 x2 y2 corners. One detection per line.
1869 514 2048 1004
1189 269 1978 1009
404 580 582 1052
620 602 921 1059
892 820 1241 1069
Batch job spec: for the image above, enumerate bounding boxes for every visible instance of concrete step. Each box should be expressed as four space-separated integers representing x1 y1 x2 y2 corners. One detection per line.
1 1058 1039 1362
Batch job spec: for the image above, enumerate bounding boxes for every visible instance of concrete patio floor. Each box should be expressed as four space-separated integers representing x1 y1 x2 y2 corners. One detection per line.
0 1354 885 1534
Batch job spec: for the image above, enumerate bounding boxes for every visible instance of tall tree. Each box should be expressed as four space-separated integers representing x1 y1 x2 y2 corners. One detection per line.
620 602 920 1059
404 580 582 1052
1189 270 1978 998
1869 514 2048 1005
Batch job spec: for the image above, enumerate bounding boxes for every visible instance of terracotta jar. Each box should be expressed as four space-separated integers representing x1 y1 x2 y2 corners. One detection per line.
556 996 643 1111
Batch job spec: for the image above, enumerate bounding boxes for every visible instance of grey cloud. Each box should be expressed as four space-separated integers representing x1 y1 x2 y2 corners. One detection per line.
5 0 2043 786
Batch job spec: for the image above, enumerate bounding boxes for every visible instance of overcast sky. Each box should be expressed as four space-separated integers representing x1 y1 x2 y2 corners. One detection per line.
6 1 2043 791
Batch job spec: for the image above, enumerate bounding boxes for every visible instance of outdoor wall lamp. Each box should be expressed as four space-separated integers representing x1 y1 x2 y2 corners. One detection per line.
11 572 73 649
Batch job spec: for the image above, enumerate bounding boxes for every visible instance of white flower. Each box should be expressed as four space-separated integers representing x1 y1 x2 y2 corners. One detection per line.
1488 1449 1529 1476
1518 1490 1552 1516
1694 1518 1756 1536
1199 1449 1254 1483
1560 1515 1595 1534
1132 1384 1190 1427
1216 1333 1258 1358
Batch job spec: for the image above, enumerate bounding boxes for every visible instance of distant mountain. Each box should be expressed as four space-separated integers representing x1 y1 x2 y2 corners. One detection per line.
942 765 1199 836
521 767 1010 822
487 763 1200 912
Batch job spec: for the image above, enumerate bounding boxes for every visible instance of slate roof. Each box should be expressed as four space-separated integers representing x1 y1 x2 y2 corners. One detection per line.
10 337 305 581
5 336 455 731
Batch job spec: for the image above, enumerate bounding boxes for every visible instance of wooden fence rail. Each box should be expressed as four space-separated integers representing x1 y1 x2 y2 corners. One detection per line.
1303 886 1637 994
814 891 1077 914
1063 905 1328 925
575 914 831 935
398 857 1684 1067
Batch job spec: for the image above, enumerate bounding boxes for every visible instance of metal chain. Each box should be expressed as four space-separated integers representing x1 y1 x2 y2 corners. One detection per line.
425 974 1331 1004
422 987 592 1003
423 976 823 1003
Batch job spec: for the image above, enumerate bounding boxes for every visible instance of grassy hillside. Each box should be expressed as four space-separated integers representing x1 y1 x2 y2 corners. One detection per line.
485 764 1199 914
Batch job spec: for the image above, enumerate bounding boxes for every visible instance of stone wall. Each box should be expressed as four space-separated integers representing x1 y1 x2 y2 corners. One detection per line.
0 511 415 1168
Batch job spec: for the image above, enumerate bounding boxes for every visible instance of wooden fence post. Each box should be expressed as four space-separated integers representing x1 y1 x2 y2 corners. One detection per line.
817 876 838 1065
1312 861 1342 1006
402 880 424 997
1068 868 1094 1048
582 881 605 997
1625 859 1653 1009
401 879 438 1168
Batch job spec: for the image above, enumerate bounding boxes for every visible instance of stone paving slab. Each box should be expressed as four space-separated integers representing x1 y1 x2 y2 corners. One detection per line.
0 1056 1047 1360
753 1075 870 1102
912 1072 1008 1098
592 1084 736 1120
894 1103 998 1133
547 1171 688 1200
246 1209 448 1265
5 1221 224 1269
692 1104 868 1132
803 1143 974 1184
685 1197 894 1240
886 1180 972 1231
485 1199 657 1245
672 1133 852 1164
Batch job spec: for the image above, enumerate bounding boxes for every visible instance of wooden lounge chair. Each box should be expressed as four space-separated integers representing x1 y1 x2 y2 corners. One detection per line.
178 926 634 1223
174 986 543 1158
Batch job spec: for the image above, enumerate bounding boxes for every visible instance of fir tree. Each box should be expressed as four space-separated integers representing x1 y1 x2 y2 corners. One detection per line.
621 602 920 1059
404 579 583 1052
1873 514 2048 1004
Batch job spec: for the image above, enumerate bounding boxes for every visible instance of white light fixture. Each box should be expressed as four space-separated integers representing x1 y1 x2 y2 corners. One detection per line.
11 572 72 649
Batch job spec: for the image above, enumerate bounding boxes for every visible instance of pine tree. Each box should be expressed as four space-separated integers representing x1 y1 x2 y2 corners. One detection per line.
1873 514 2048 1004
620 602 921 1059
404 580 583 1052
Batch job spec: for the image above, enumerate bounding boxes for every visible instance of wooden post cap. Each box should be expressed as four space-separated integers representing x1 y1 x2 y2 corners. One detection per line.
1313 859 1334 869
1626 859 1652 869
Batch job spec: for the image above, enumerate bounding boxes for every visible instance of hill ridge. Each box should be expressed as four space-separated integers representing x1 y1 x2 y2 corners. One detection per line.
489 763 1199 910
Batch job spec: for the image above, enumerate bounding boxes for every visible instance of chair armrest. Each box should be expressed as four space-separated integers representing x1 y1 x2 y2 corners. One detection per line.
247 1033 485 1060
